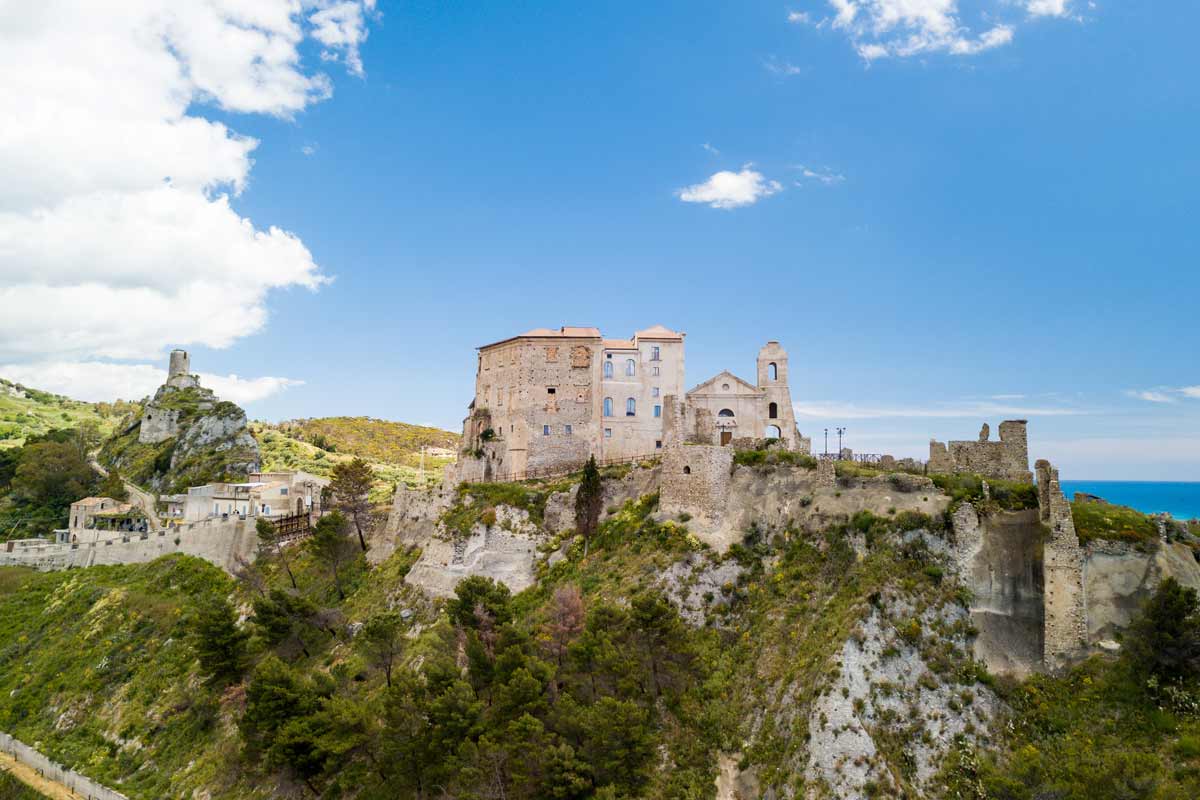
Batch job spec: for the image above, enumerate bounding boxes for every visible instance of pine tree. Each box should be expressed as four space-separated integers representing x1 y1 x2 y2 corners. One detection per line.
329 458 374 551
574 455 603 557
187 597 248 686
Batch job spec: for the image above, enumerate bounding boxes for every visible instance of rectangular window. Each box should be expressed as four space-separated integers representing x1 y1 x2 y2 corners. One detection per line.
565 424 572 435
654 405 661 418
543 425 551 436
604 428 612 438
280 488 288 496
651 345 661 361
656 440 662 449
547 387 556 394
652 387 660 397
652 366 660 376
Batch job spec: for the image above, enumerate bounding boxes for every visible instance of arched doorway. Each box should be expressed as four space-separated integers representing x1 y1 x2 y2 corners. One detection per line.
718 409 735 446
765 424 782 439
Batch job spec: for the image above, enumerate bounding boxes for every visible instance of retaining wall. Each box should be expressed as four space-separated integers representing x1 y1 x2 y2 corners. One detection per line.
1 731 129 800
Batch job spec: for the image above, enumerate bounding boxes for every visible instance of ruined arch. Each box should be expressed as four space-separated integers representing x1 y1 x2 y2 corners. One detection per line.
765 424 782 439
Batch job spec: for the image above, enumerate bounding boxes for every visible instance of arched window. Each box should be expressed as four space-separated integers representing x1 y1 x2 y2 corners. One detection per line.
603 360 613 378
765 424 782 439
625 358 636 376
683 466 691 475
768 362 778 381
603 397 613 417
768 402 778 419
718 408 735 418
626 397 636 416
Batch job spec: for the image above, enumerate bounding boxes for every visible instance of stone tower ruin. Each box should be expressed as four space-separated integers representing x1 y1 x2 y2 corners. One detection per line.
165 349 200 390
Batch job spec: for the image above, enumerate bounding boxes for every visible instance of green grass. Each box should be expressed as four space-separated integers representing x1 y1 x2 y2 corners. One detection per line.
0 377 130 450
733 449 818 469
440 477 577 537
0 770 51 799
1070 499 1160 545
928 472 1040 513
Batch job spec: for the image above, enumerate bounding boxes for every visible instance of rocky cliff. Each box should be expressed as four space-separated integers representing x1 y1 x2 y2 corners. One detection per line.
98 383 259 493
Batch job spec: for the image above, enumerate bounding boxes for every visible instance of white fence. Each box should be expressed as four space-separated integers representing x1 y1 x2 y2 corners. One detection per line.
0 731 130 800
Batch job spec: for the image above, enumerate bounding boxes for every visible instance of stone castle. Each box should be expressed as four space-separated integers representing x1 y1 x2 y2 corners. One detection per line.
138 349 213 444
928 421 1032 483
454 325 808 481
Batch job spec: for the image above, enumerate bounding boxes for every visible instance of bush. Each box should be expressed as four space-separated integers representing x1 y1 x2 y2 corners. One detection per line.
1125 577 1200 682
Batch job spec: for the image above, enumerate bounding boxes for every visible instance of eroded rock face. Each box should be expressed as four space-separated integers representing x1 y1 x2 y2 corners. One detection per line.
404 505 543 598
805 603 1000 799
1085 540 1200 642
658 553 744 626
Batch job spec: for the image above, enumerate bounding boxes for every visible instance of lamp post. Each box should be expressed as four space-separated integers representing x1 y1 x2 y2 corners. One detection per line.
823 428 828 457
836 427 846 458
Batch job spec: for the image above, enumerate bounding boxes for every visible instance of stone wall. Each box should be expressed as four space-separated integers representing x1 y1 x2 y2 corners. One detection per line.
928 420 1032 482
1037 459 1088 669
660 445 733 530
0 517 258 575
138 404 180 443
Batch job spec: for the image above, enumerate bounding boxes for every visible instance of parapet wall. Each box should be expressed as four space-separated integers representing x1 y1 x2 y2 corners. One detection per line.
929 420 1032 482
0 517 258 575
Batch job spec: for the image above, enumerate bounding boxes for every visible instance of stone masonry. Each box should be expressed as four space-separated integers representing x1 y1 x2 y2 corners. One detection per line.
660 444 733 525
138 349 213 444
928 420 1032 482
1037 459 1087 668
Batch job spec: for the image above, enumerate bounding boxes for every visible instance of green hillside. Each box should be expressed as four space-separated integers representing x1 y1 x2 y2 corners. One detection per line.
0 377 134 449
251 419 457 497
262 417 459 466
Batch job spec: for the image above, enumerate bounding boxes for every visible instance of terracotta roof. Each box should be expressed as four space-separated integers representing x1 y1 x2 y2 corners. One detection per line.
634 324 685 341
603 339 636 349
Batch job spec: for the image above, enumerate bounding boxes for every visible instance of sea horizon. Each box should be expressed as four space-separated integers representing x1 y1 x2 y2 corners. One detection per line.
1061 480 1200 521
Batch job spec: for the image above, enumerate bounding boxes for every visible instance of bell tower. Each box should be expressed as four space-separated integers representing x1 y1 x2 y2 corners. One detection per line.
756 341 800 449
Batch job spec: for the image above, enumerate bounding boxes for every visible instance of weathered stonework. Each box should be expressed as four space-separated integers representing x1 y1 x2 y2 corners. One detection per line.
1037 459 1087 669
929 420 1032 482
815 457 837 490
660 445 734 536
138 405 181 444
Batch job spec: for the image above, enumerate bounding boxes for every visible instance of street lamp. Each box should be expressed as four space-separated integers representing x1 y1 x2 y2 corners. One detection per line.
823 428 828 457
836 427 846 458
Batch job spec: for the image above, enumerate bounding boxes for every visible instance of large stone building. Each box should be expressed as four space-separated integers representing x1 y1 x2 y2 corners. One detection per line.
455 326 805 480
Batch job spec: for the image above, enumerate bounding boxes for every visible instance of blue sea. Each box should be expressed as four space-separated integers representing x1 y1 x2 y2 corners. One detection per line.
1061 481 1200 521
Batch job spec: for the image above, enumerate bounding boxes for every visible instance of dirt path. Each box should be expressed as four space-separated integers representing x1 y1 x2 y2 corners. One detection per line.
0 751 81 799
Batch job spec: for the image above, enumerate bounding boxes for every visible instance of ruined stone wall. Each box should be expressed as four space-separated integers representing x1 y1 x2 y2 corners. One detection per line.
928 420 1032 482
1037 459 1087 668
660 445 733 525
0 517 258 575
138 404 180 444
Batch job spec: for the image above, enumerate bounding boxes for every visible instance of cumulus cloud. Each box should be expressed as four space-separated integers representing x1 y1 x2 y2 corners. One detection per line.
1128 386 1200 403
0 361 301 406
1127 390 1176 404
0 1 374 365
677 168 783 210
1182 387 1200 399
810 1 1068 60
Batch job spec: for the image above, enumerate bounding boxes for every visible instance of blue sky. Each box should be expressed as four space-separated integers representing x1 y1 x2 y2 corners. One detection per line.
2 1 1197 480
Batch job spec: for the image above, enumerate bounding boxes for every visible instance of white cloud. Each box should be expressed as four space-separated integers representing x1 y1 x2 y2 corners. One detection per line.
0 1 375 364
810 1 1068 60
1182 387 1200 399
702 142 721 156
764 56 804 76
677 167 783 210
1127 390 1177 404
1027 0 1070 18
792 399 1086 419
795 165 846 185
0 361 301 406
787 11 812 24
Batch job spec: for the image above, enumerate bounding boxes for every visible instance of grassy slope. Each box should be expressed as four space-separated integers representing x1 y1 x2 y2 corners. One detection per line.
0 378 129 449
251 421 455 500
0 770 52 799
260 417 458 467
